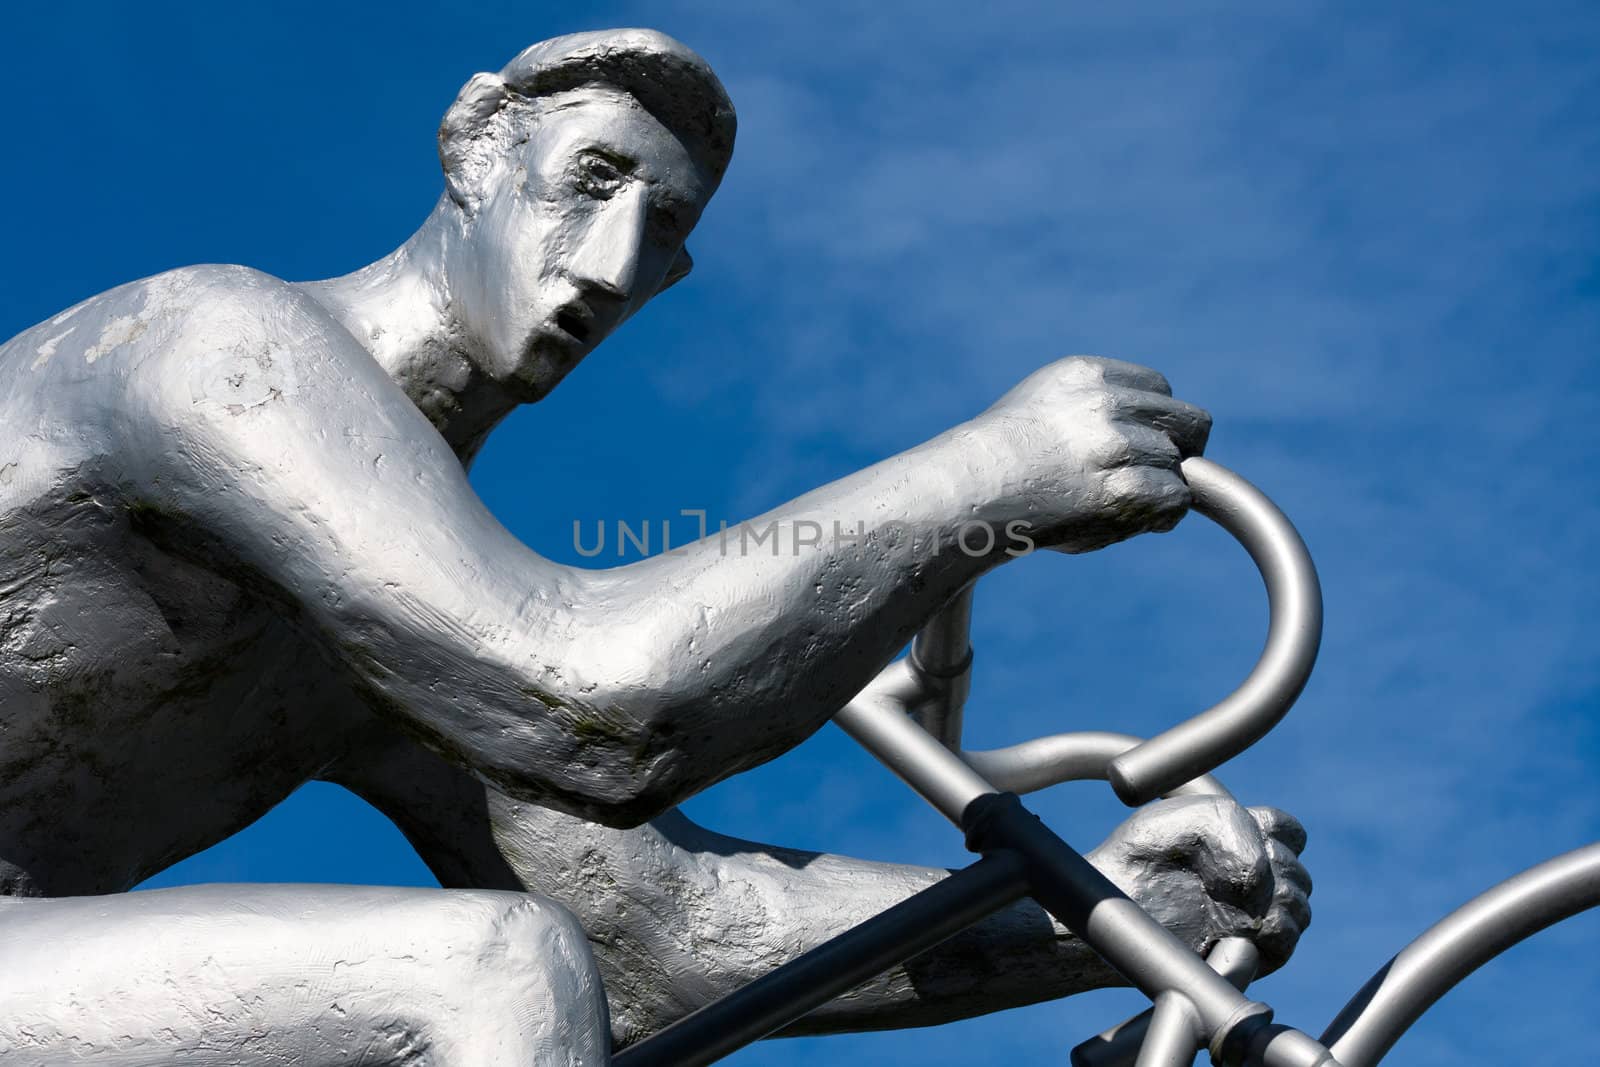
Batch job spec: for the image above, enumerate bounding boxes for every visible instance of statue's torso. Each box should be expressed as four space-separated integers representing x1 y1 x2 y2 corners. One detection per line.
0 269 370 896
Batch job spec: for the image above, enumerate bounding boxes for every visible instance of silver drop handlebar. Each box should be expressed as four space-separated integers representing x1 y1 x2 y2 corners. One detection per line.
890 455 1324 802
851 458 1598 1067
1107 457 1323 805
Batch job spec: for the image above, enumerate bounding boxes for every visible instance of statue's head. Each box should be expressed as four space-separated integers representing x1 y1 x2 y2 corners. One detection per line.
436 29 736 400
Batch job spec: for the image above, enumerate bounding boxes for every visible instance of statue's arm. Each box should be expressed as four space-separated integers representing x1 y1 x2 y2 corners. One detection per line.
486 800 1127 1046
149 278 1205 823
324 727 1310 1048
324 731 1108 1042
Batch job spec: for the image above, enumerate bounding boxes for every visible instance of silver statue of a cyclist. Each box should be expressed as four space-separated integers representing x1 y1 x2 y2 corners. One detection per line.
0 29 1312 1063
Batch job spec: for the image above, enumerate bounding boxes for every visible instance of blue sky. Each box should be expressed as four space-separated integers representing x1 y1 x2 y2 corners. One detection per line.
4 1 1597 1063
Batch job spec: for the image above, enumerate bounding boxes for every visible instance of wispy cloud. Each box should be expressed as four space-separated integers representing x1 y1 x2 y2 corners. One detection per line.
11 2 1592 1065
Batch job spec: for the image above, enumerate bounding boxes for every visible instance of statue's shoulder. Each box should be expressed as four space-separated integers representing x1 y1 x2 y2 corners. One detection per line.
7 264 388 422
4 264 347 378
132 263 339 344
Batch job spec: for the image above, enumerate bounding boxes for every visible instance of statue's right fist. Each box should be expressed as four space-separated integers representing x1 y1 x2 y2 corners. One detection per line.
1087 796 1312 975
977 356 1211 554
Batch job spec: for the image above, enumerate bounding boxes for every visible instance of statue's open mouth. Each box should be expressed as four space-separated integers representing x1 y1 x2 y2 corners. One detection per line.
555 307 593 344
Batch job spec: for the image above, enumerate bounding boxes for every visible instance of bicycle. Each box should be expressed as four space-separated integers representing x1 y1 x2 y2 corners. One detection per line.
610 457 1600 1067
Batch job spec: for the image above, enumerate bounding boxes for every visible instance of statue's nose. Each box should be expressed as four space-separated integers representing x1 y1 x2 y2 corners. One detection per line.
567 188 647 304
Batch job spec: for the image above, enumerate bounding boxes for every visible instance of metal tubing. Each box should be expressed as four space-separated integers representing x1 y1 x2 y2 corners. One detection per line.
1204 937 1264 989
833 682 997 824
1245 1025 1341 1067
1320 842 1600 1067
908 583 975 748
959 793 1270 1046
1107 457 1323 806
1134 992 1201 1067
840 694 1268 1053
1072 939 1260 1067
911 583 974 676
964 731 1232 799
611 851 1030 1067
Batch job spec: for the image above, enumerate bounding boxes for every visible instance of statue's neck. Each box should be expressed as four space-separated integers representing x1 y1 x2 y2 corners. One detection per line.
297 201 519 467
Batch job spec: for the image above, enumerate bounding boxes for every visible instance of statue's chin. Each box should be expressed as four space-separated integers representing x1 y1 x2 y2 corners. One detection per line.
499 337 588 403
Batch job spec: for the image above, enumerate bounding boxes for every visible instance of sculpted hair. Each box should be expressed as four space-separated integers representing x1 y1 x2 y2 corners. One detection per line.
438 28 737 214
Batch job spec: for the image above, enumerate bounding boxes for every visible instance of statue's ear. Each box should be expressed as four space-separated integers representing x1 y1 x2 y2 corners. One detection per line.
438 72 511 212
654 247 694 295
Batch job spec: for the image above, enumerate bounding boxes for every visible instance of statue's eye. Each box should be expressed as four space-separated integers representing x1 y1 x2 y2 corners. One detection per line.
573 154 626 199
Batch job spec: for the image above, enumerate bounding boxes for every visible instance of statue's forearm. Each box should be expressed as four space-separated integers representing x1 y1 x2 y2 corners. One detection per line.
326 735 1121 1044
327 730 1282 1051
543 423 1023 816
483 800 1126 1047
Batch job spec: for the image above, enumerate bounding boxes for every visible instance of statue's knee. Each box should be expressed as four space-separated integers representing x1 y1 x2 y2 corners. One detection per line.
429 891 587 973
477 892 599 996
419 892 607 1065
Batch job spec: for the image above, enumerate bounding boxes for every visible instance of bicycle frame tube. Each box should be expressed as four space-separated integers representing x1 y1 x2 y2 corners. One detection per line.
1320 843 1600 1067
835 698 1282 1060
1072 939 1260 1067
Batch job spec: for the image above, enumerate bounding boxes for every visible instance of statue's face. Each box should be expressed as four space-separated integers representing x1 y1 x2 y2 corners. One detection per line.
454 86 711 400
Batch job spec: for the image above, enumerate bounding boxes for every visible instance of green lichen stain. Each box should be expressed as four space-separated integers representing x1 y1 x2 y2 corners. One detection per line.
518 685 636 752
572 715 631 747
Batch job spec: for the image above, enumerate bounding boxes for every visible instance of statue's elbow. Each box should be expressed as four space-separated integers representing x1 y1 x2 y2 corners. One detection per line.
486 699 710 829
520 761 693 830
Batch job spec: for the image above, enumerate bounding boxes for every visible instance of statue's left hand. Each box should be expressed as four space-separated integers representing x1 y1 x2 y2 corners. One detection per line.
1086 796 1312 975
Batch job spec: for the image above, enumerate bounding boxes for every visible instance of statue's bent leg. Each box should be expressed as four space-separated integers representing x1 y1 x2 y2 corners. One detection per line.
0 885 608 1065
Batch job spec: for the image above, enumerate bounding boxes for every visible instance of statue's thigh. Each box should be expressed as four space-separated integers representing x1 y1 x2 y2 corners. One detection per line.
0 884 608 1066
